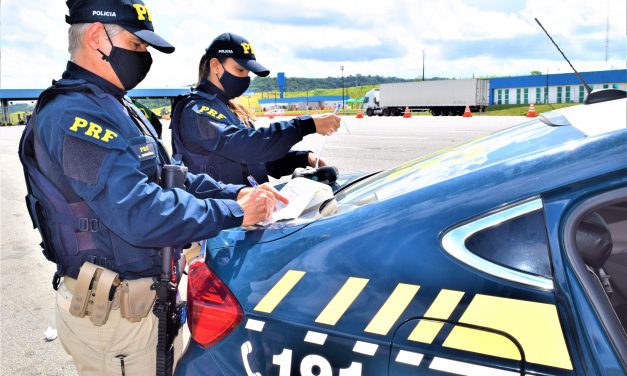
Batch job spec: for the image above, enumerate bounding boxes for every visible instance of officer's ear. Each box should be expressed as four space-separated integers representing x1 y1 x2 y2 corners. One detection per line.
84 23 109 54
209 57 222 77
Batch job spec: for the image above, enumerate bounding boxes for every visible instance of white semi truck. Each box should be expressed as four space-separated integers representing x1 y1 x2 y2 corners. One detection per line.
363 79 489 116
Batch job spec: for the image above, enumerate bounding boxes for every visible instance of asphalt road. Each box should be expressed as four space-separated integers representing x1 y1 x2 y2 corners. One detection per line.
0 115 526 375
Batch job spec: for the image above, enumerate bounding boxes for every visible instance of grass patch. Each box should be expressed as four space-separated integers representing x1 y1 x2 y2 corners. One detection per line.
478 103 579 116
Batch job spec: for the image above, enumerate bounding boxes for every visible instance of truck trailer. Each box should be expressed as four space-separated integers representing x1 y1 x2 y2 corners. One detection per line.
363 78 489 116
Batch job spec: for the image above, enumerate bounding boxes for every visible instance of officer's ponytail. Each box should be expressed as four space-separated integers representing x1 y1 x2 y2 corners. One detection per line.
228 101 256 128
197 54 210 87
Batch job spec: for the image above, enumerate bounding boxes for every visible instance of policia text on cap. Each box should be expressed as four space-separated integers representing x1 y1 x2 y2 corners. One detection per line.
18 1 287 375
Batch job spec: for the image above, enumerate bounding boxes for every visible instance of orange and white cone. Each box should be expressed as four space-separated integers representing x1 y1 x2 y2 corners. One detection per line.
526 103 538 118
403 106 412 118
463 105 472 117
356 108 364 118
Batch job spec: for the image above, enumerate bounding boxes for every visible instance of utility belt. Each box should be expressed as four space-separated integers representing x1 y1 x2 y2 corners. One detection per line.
65 262 156 326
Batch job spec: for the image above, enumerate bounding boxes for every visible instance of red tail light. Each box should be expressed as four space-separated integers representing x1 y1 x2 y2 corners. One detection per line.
187 258 243 348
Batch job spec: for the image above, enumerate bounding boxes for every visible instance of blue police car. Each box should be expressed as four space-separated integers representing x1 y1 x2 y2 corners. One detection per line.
175 95 626 375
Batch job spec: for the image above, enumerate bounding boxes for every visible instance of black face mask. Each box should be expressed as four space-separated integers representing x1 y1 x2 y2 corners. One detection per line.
218 63 251 99
97 28 152 90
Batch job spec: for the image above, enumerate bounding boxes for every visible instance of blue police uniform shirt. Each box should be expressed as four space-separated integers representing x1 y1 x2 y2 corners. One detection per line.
170 79 316 185
33 62 245 278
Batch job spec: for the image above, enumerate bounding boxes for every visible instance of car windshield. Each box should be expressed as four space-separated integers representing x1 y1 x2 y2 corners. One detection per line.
328 118 582 214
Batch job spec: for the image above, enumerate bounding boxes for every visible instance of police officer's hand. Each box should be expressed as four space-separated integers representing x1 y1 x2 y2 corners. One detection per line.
237 184 289 226
312 114 341 136
307 152 327 167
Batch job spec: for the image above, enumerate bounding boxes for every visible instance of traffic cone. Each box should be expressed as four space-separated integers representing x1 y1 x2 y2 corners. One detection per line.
356 108 364 118
526 103 538 117
463 105 472 117
403 106 411 118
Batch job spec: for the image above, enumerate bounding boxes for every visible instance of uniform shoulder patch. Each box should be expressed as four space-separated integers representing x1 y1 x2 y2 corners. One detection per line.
62 135 111 185
195 115 223 141
62 112 128 151
192 103 228 121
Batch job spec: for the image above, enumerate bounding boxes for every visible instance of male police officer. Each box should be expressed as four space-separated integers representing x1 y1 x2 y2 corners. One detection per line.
18 1 285 375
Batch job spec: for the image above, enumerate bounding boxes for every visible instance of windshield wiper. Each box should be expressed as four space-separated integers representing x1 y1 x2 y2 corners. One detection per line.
333 171 381 196
320 171 382 213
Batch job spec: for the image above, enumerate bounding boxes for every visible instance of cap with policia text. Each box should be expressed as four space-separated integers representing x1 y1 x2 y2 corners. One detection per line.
205 33 270 77
65 0 175 54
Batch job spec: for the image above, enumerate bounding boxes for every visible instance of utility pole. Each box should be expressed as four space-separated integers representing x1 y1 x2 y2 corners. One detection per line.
340 65 345 111
605 0 610 68
545 67 549 104
422 50 425 81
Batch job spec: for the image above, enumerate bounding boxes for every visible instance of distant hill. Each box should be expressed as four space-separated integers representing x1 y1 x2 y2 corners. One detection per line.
250 74 442 92
8 102 34 113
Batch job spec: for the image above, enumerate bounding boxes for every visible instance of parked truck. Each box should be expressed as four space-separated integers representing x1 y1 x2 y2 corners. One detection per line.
363 78 489 116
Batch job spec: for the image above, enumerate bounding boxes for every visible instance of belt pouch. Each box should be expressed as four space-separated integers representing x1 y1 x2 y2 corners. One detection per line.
119 278 157 322
69 262 100 317
90 267 120 326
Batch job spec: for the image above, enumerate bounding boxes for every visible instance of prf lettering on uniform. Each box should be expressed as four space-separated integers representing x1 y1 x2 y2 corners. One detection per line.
198 106 227 120
139 145 150 152
241 43 255 55
132 4 152 21
69 117 118 143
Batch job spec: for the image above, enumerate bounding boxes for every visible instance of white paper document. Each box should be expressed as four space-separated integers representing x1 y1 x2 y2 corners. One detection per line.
265 178 333 224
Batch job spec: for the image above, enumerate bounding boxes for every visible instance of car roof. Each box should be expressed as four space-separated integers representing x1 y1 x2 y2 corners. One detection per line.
338 101 626 205
541 98 626 136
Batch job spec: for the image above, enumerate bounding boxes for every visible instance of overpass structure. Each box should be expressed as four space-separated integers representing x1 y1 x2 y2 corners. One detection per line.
0 87 190 125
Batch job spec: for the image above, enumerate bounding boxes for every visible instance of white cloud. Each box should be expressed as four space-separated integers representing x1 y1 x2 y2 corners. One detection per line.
1 0 625 89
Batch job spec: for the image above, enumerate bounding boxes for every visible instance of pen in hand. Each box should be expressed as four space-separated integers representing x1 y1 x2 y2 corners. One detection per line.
247 175 259 191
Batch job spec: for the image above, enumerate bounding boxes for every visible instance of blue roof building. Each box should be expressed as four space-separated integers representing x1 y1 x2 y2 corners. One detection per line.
258 95 349 110
488 69 626 105
0 87 191 101
0 87 191 125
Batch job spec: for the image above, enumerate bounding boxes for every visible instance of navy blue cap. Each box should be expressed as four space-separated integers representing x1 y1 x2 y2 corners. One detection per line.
65 0 174 54
205 33 270 77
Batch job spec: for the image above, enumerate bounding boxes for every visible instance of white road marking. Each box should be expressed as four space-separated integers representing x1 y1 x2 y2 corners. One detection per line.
333 135 428 140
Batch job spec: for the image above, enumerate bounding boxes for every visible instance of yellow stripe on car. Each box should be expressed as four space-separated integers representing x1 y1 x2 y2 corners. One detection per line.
408 289 465 344
315 277 369 326
365 283 420 335
442 294 573 370
253 270 305 313
253 273 573 371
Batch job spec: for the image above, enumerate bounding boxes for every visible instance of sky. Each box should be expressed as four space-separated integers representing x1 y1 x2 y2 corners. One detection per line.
1 0 625 89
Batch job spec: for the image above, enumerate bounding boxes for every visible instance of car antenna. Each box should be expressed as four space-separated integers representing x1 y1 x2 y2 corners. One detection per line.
534 18 592 94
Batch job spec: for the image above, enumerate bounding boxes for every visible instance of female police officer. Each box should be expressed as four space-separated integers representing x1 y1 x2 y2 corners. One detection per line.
170 32 341 184
18 2 285 375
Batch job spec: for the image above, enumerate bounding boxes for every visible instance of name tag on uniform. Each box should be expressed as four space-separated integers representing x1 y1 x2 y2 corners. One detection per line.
133 143 156 161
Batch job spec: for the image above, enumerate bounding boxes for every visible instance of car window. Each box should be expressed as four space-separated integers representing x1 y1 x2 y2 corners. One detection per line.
464 210 552 278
